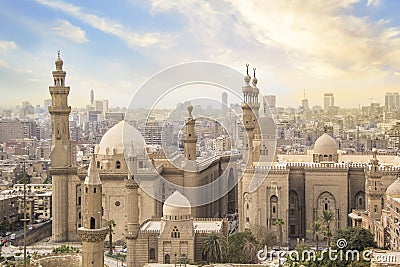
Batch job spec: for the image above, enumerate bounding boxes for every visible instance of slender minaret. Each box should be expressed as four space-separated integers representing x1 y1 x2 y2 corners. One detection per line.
78 155 108 267
125 173 140 267
183 104 197 161
241 64 256 167
49 51 75 241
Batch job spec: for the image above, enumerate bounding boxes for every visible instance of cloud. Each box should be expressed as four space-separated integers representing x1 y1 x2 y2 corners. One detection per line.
0 41 18 52
53 19 88 43
35 0 165 47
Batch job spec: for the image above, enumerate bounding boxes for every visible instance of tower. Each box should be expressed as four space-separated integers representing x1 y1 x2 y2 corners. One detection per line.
183 104 197 161
366 148 384 220
90 88 94 105
49 51 77 242
78 155 108 267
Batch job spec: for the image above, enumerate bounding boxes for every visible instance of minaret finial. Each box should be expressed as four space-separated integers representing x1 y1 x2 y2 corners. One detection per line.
253 67 256 78
57 50 60 58
246 63 249 75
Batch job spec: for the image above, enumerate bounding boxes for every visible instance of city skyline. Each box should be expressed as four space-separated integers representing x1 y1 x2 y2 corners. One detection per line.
1 1 400 109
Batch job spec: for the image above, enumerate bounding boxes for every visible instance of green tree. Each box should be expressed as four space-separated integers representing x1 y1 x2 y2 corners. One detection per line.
322 210 334 247
309 220 322 250
251 224 277 251
201 233 226 263
228 231 255 263
0 220 10 234
334 227 376 251
107 219 116 255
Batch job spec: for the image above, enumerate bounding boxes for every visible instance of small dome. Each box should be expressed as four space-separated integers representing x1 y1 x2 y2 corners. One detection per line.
163 191 191 217
259 116 275 137
55 54 63 70
314 133 337 155
387 178 400 198
98 120 143 155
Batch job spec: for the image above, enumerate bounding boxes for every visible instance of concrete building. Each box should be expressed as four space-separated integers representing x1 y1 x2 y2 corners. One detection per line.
324 93 334 111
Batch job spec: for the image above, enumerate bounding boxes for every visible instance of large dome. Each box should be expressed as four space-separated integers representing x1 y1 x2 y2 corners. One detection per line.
387 178 400 198
98 120 143 155
163 191 191 218
313 133 337 155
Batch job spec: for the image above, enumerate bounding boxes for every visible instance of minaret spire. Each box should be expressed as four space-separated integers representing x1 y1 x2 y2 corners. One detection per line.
183 104 197 161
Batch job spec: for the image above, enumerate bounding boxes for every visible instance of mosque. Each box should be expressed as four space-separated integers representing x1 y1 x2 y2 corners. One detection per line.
48 53 400 266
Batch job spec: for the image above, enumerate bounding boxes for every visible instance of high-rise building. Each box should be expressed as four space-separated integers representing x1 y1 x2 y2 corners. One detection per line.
324 93 334 111
385 92 400 111
222 92 228 114
90 89 94 105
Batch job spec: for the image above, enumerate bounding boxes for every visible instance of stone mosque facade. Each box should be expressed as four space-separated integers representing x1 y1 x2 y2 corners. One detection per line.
48 54 400 266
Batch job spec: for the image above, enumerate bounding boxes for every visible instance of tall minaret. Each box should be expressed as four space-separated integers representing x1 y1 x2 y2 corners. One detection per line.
78 155 108 267
241 64 256 167
125 173 140 267
183 104 197 161
49 51 74 241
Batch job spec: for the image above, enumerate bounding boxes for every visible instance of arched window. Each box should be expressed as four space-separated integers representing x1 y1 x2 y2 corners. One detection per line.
90 217 95 229
374 205 378 213
270 195 278 220
149 248 156 260
172 226 180 238
116 161 121 169
355 191 365 209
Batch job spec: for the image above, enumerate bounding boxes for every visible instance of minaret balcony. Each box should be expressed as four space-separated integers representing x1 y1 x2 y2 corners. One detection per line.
48 106 71 114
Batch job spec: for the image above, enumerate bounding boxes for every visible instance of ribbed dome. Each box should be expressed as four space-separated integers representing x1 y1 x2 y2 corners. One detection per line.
163 191 191 218
387 178 400 198
314 133 337 155
98 120 143 155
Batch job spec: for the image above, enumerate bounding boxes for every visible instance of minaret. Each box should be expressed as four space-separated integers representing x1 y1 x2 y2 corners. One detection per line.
125 173 140 267
78 155 108 267
183 104 197 161
366 148 384 220
49 51 75 241
241 64 256 167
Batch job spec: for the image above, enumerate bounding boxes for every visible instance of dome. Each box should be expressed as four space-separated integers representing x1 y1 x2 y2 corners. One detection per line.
55 53 63 70
259 116 276 137
98 120 144 155
244 74 251 84
163 191 191 218
313 133 337 155
386 178 400 198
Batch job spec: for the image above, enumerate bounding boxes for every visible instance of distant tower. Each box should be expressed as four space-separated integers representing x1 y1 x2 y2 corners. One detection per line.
222 92 228 114
302 89 309 111
78 155 108 267
324 93 334 111
49 51 75 242
125 173 140 267
90 88 94 105
183 104 197 161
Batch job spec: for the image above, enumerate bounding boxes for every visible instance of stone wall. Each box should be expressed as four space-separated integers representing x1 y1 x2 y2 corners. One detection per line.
30 252 81 267
11 221 52 247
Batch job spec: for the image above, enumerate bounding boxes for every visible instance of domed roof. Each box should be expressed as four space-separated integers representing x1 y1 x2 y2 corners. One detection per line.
98 120 144 155
386 178 400 198
259 115 276 136
313 133 337 155
163 191 191 217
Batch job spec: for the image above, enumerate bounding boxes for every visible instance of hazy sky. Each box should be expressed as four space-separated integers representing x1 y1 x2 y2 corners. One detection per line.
0 0 399 109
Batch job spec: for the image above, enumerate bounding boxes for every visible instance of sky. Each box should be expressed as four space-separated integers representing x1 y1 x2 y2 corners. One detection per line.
0 0 400 109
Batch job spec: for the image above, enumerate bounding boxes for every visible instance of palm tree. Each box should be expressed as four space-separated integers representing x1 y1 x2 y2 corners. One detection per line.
107 219 116 255
243 237 258 263
310 220 322 250
322 210 334 247
202 233 226 263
